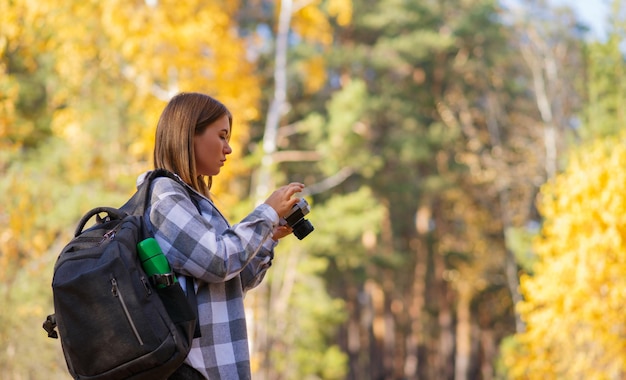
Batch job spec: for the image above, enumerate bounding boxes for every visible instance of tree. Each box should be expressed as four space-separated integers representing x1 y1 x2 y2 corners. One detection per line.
318 0 589 378
0 0 260 377
292 0 528 378
502 1 626 376
581 0 626 139
503 134 626 379
236 1 359 378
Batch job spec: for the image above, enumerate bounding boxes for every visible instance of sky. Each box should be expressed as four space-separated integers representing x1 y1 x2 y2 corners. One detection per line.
550 0 610 40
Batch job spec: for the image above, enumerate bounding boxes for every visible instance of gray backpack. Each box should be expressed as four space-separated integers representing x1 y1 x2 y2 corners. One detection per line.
43 169 198 380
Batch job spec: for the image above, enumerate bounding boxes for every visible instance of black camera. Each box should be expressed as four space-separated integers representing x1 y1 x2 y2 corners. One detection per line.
280 199 314 240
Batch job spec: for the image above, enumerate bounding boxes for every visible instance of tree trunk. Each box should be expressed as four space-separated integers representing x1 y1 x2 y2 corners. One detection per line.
454 286 471 380
249 1 293 378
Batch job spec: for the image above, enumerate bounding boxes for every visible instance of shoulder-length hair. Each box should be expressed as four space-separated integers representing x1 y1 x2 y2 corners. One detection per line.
153 92 232 198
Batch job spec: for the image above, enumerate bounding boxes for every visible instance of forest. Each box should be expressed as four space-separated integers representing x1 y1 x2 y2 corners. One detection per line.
2 0 626 379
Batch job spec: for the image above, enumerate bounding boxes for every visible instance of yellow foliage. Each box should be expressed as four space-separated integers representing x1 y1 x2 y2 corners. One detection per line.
293 3 333 46
291 0 352 46
328 0 353 26
505 135 626 378
0 0 46 146
0 1 356 376
0 0 261 280
299 55 328 94
0 80 19 144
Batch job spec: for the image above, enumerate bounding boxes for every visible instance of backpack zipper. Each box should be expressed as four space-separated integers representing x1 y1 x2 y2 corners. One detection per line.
140 276 152 295
111 277 144 345
100 225 122 245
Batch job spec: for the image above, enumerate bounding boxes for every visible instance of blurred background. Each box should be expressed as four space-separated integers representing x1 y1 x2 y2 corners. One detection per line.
1 0 625 378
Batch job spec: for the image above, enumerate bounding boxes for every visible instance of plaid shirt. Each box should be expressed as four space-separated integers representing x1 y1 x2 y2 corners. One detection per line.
141 174 278 379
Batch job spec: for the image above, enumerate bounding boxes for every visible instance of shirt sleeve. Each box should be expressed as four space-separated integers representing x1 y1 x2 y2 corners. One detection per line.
240 231 279 292
147 177 279 284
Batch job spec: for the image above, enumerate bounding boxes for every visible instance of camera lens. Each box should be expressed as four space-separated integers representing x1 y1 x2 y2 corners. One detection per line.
292 219 314 240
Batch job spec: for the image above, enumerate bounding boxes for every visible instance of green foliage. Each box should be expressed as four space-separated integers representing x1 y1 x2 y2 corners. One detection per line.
0 254 68 378
2 0 618 378
504 226 538 274
269 255 349 380
306 187 384 260
495 335 524 379
299 78 383 179
582 34 626 139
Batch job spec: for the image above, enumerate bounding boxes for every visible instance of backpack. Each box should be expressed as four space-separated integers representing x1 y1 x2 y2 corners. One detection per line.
43 169 199 380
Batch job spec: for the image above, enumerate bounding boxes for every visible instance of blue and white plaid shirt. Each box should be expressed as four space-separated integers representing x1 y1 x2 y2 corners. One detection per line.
141 174 278 379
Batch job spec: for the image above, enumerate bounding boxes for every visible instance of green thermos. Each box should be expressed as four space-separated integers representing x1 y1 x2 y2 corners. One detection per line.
137 237 177 288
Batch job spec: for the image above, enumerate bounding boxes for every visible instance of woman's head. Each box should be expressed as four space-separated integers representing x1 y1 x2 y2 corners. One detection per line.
154 92 232 197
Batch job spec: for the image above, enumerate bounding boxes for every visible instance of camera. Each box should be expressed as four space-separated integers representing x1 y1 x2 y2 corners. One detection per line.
280 198 314 240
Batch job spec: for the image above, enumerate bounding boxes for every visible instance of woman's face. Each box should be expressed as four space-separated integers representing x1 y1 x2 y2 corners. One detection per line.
193 114 232 176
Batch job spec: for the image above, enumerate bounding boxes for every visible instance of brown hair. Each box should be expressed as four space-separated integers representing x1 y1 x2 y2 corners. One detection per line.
153 92 232 197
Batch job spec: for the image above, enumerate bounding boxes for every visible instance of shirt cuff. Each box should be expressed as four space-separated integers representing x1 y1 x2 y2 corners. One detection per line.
263 236 279 252
256 203 280 226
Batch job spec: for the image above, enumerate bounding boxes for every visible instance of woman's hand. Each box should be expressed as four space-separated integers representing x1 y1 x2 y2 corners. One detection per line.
264 182 305 223
272 225 293 241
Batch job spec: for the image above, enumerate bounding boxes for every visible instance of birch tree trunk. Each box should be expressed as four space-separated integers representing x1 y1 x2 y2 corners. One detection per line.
249 1 293 378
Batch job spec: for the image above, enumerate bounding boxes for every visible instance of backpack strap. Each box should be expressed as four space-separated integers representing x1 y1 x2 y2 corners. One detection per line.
124 169 203 339
119 169 185 216
184 278 201 338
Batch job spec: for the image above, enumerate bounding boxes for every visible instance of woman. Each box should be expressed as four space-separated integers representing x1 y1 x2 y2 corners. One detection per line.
143 92 304 379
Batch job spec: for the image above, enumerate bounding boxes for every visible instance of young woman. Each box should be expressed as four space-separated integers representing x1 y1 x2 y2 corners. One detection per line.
143 92 304 379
